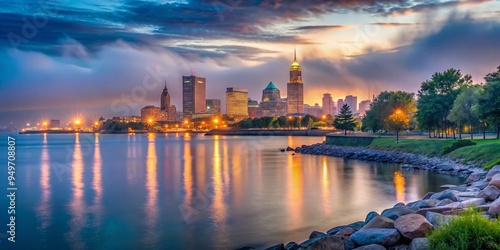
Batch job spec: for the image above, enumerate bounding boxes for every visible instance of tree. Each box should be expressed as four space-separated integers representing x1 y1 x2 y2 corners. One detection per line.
386 109 410 143
416 69 472 138
362 91 416 132
448 86 481 139
478 66 500 139
334 104 358 135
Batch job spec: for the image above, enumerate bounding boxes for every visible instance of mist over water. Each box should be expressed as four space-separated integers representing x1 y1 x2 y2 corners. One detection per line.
0 133 465 249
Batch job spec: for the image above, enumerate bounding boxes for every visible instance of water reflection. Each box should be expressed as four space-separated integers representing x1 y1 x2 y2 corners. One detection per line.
321 156 331 214
144 133 159 245
212 136 229 246
287 152 303 228
67 134 86 249
37 133 51 231
92 134 103 226
394 171 406 203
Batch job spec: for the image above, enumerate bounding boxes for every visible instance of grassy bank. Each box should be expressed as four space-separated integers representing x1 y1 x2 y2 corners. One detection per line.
327 135 500 169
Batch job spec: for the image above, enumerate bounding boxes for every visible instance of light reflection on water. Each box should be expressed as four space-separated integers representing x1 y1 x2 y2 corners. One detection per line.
7 134 466 250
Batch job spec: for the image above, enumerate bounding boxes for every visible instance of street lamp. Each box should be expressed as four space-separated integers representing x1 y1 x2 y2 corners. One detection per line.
43 122 47 130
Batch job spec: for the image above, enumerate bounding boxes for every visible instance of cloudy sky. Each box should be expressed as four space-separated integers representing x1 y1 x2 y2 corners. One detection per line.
1 0 500 126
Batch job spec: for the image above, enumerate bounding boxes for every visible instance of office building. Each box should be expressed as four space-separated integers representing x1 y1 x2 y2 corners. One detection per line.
322 93 333 115
345 95 358 114
287 49 304 114
182 74 206 118
226 88 248 119
206 99 221 114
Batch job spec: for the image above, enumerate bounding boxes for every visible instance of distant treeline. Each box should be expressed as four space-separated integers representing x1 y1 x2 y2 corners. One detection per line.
362 66 500 139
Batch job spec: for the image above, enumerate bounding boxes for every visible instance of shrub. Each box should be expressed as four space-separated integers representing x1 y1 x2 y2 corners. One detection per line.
442 139 476 155
427 209 500 250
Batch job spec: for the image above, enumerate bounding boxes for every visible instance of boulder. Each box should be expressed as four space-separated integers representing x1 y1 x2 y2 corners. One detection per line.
335 227 356 239
350 228 401 247
407 199 437 209
393 202 406 208
309 231 326 239
265 243 285 250
459 198 486 208
421 192 435 200
486 165 500 181
440 184 457 189
360 215 395 230
488 197 500 217
365 211 380 223
381 207 415 220
298 235 353 250
425 212 453 229
489 173 500 189
394 214 433 240
347 221 367 231
470 180 489 190
327 225 351 235
435 198 454 207
409 237 429 250
430 190 457 202
436 164 454 171
455 191 479 200
285 242 299 250
286 146 295 152
353 244 386 250
465 172 483 184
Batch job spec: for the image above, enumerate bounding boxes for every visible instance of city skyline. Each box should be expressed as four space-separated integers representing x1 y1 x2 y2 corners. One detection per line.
1 1 500 125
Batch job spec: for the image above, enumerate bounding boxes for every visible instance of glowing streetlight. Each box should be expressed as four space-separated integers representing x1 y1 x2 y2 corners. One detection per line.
74 119 81 125
94 121 99 126
148 118 153 124
214 118 219 124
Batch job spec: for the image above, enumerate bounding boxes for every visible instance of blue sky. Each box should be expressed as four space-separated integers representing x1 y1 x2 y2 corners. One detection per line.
1 0 500 126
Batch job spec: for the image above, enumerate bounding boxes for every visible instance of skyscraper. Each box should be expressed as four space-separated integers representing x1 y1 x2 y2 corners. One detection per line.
358 100 372 117
206 99 221 114
226 87 248 119
182 74 206 118
160 81 170 111
259 82 287 117
322 93 333 115
287 49 304 114
345 95 358 114
336 99 344 115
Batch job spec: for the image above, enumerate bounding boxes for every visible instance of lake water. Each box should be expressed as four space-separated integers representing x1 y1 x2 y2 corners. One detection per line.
0 133 465 249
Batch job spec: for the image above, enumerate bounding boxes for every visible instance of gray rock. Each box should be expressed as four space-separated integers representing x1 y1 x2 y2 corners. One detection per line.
476 185 500 201
350 228 401 247
489 173 500 189
285 242 299 250
425 212 453 229
488 197 500 217
430 190 457 202
327 225 351 235
435 198 454 207
440 184 457 189
394 214 433 240
353 244 386 250
460 198 486 208
335 227 356 239
421 192 435 200
365 211 380 223
360 215 395 230
409 237 429 250
486 165 500 181
298 235 353 250
436 164 454 171
455 191 479 199
465 172 483 184
347 221 367 231
408 199 437 209
265 243 285 250
309 231 327 239
470 180 489 189
393 202 406 208
381 207 415 220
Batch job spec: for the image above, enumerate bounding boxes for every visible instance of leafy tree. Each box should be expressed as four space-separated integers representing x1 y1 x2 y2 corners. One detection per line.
448 86 481 139
386 109 410 143
416 69 472 138
333 104 358 135
301 114 313 128
479 66 500 139
362 91 416 132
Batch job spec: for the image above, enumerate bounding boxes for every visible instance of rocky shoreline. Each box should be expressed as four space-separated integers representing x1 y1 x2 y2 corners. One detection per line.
238 144 500 250
294 143 486 177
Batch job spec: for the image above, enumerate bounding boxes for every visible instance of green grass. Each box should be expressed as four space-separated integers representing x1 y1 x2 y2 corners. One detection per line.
364 137 500 169
427 209 500 250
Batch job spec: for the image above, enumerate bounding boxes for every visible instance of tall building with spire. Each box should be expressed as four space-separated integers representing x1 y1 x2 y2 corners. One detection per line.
160 81 170 111
287 49 304 114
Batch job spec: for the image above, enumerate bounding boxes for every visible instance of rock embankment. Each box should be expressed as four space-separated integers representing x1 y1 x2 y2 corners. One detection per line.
294 143 486 177
239 166 500 250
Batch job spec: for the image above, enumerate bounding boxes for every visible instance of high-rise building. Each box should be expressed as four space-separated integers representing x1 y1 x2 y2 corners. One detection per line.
322 93 333 115
168 105 177 121
336 99 344 114
160 81 170 111
259 82 287 117
358 100 372 117
226 88 248 119
141 105 165 122
206 99 221 114
345 95 358 114
305 103 322 117
287 49 304 114
182 74 206 118
248 98 259 118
